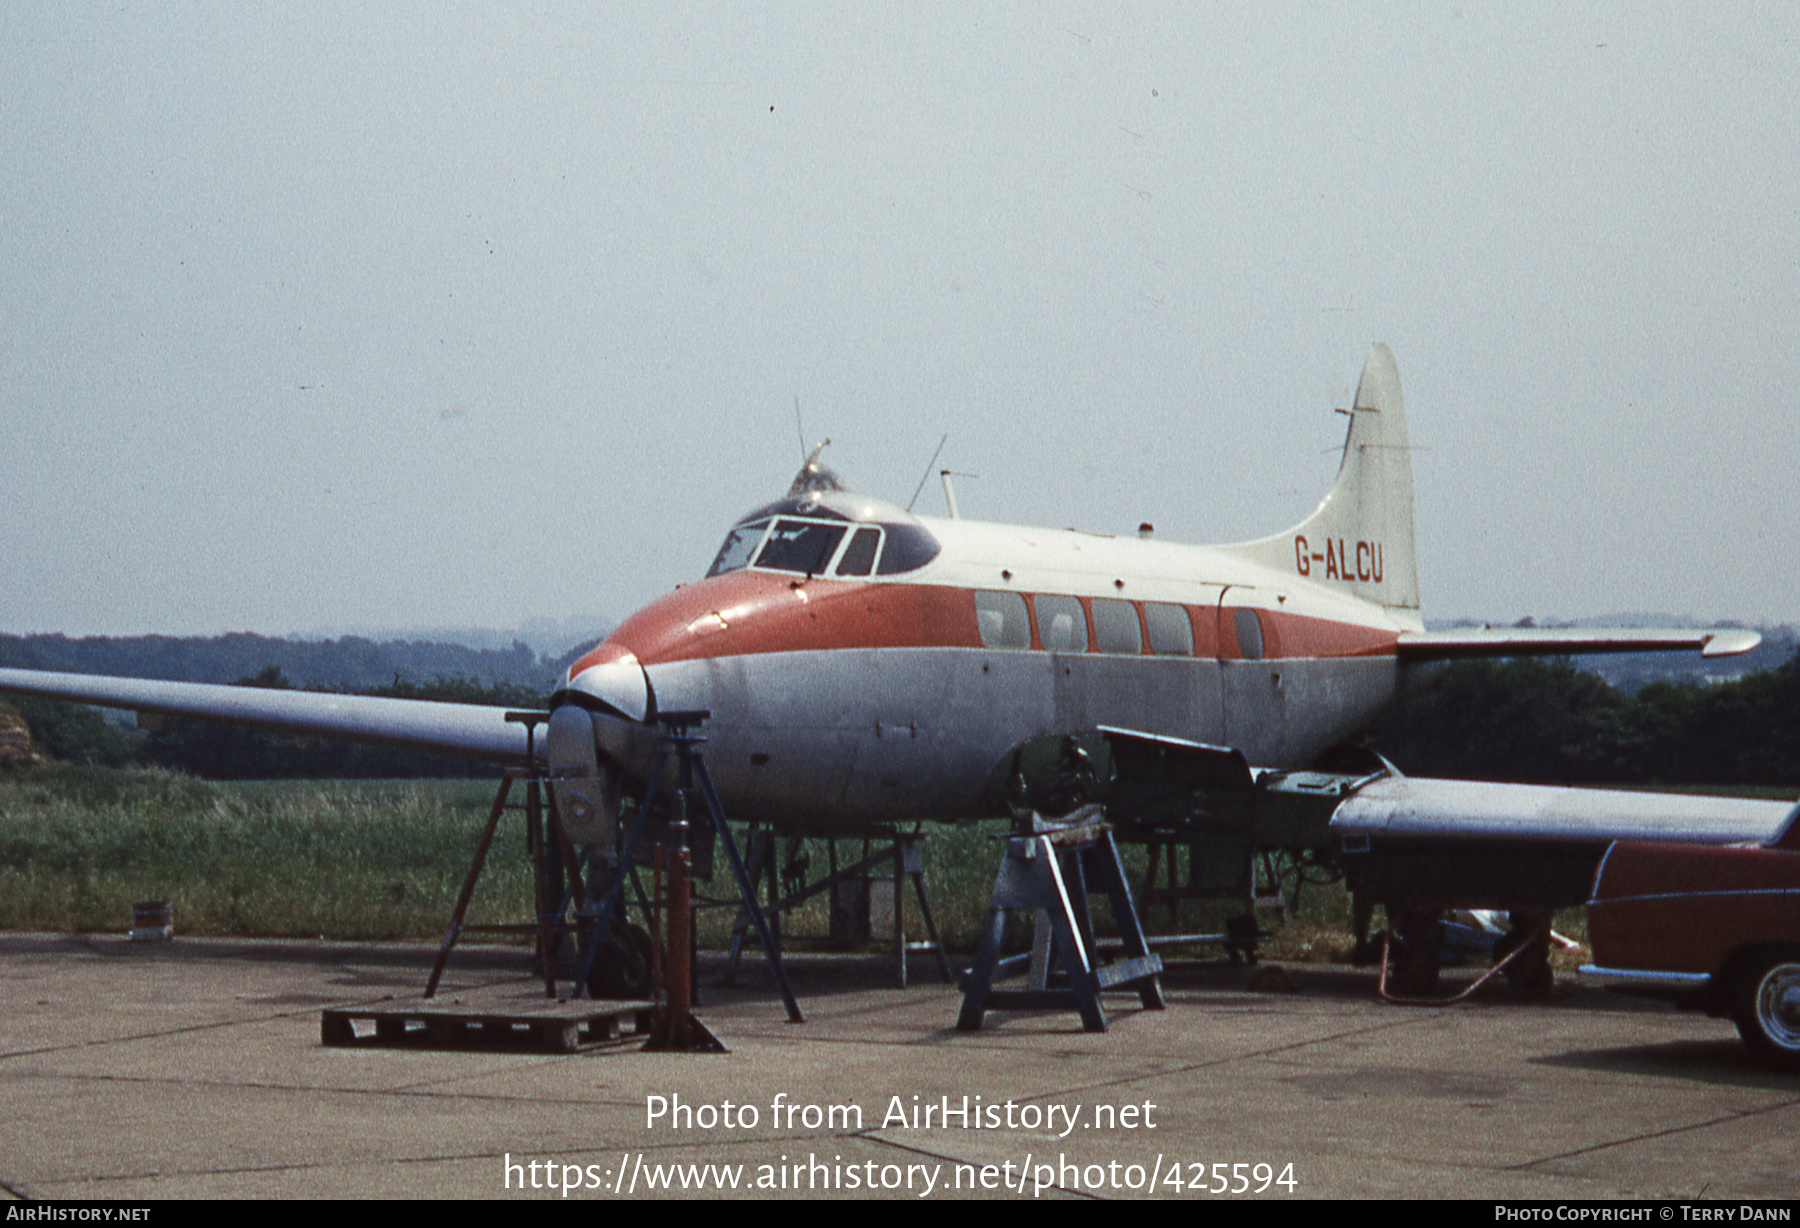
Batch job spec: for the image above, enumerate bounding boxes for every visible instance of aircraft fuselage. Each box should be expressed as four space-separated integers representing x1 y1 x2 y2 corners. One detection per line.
562 510 1413 831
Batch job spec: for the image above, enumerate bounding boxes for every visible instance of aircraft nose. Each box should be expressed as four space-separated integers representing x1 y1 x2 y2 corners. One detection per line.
555 656 662 779
564 659 652 723
548 659 659 845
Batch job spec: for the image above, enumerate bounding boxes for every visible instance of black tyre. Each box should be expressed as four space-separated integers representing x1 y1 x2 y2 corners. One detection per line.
588 922 656 1000
1733 955 1800 1071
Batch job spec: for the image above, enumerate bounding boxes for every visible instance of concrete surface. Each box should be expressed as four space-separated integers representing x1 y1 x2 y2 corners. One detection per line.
1 933 1797 1200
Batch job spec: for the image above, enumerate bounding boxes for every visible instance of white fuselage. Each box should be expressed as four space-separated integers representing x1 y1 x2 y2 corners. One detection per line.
565 507 1416 830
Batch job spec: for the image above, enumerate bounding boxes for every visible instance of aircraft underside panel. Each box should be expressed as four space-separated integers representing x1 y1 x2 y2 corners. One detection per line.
645 648 1400 830
1220 659 1285 764
1217 656 1401 765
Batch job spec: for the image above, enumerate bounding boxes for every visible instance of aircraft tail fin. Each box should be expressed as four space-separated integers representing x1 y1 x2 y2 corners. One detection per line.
1221 343 1420 621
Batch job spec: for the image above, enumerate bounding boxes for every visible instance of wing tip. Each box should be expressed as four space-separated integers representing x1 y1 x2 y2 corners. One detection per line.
1701 629 1761 658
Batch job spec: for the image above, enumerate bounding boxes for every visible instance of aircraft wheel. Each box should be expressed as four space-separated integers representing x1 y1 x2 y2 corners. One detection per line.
1387 908 1441 997
1498 911 1554 1002
588 922 656 1000
1732 954 1800 1070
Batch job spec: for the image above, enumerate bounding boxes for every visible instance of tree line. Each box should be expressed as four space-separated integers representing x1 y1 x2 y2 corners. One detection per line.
0 631 577 691
1368 651 1800 788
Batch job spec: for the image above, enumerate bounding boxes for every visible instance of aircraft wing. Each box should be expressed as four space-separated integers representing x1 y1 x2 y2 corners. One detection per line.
1327 774 1798 911
1396 627 1760 660
1088 727 1793 850
1078 724 1793 911
1331 776 1797 847
0 668 533 764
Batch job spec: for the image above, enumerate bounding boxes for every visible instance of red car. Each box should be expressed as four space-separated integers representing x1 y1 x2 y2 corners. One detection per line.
1584 802 1800 1069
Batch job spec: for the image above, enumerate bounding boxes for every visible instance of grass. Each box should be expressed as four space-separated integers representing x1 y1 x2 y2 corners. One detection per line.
9 763 1776 966
0 764 1015 948
0 765 530 940
685 823 1014 953
3 764 1312 953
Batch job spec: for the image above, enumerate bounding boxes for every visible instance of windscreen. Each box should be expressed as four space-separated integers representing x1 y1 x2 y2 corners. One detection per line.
754 519 848 575
706 520 769 577
874 522 942 574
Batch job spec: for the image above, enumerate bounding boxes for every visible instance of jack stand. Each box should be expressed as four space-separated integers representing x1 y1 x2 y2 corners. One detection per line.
726 828 952 989
1140 838 1285 963
957 825 1163 1033
645 812 726 1052
887 832 952 988
576 711 804 1023
426 712 598 1000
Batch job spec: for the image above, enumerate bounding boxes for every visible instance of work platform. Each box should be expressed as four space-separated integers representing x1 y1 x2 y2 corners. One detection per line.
321 988 655 1054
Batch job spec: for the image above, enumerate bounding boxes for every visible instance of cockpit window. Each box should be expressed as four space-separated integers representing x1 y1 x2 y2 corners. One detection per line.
874 523 942 574
835 527 881 576
706 519 769 577
706 512 938 581
754 519 848 575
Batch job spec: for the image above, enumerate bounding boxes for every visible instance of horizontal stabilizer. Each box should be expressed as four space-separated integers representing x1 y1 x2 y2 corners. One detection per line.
0 668 533 764
1332 776 1796 847
1396 626 1760 661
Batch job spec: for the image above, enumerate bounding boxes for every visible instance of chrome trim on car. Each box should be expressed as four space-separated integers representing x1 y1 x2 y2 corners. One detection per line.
1579 964 1712 990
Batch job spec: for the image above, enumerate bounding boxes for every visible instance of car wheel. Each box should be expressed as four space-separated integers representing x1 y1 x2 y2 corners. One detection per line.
1733 955 1800 1071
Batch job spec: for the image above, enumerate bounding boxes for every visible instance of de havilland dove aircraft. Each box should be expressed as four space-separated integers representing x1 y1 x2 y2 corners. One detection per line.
2 345 1788 995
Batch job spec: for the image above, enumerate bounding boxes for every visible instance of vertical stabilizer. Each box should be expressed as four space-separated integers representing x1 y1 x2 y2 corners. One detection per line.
1221 344 1419 621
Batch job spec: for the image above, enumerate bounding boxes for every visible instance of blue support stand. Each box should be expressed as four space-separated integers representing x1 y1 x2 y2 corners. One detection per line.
957 827 1164 1033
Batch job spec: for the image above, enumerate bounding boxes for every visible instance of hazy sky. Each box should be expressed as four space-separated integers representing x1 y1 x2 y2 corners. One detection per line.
3 4 1795 640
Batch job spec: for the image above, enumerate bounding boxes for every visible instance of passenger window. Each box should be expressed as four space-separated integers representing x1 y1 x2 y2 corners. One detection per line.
973 591 1030 649
1091 599 1143 654
1233 608 1265 660
836 527 881 577
1144 603 1194 656
755 519 848 575
706 519 769 577
1034 594 1087 653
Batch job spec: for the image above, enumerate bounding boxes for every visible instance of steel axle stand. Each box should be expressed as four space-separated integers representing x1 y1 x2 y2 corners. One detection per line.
575 711 804 1023
645 812 726 1052
725 828 952 989
426 712 595 1000
957 825 1164 1033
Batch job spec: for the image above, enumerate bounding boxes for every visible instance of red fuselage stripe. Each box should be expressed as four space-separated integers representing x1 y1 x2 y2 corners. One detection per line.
570 571 1400 675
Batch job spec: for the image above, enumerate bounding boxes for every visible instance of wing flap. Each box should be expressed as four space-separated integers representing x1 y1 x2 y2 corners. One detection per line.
0 668 533 764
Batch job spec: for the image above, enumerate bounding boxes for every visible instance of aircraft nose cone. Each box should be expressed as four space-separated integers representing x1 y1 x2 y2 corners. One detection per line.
564 659 653 724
